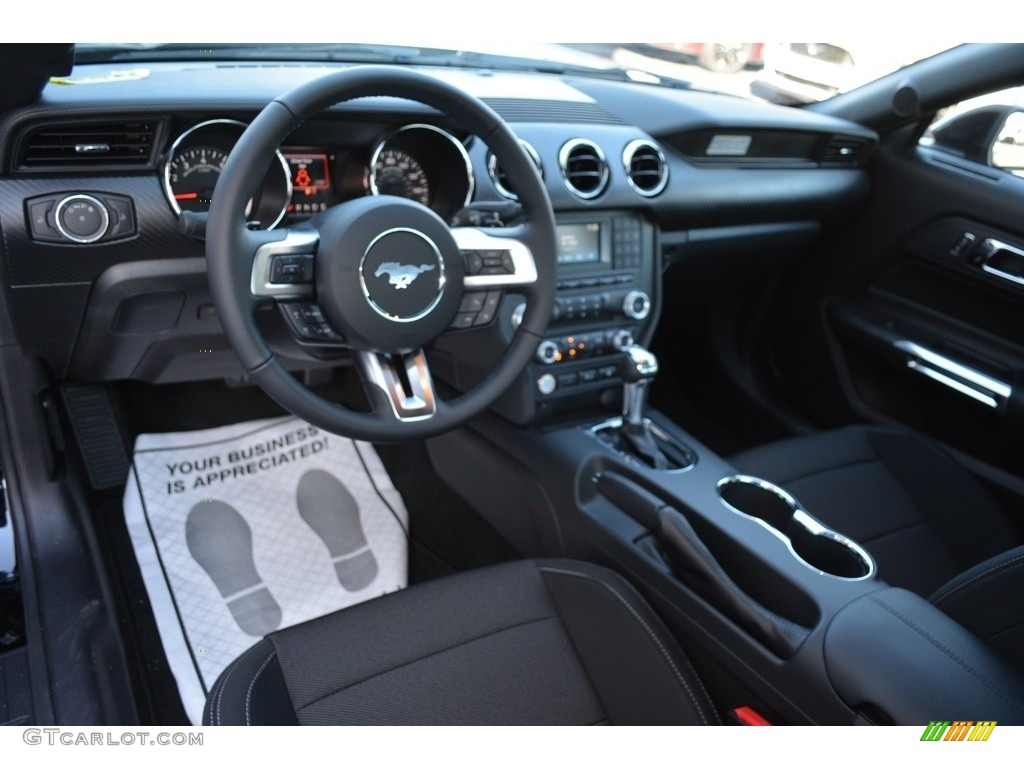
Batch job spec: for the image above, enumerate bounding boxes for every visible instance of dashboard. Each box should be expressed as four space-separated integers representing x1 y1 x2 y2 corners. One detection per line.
0 60 877 425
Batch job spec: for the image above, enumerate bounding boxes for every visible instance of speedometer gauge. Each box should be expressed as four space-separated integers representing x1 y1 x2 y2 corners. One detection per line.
371 148 430 206
368 124 474 219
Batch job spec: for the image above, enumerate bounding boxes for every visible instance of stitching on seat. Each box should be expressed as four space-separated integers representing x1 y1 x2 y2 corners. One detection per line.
932 554 1024 608
868 594 1024 716
212 642 271 726
295 613 560 713
244 650 279 726
540 565 718 725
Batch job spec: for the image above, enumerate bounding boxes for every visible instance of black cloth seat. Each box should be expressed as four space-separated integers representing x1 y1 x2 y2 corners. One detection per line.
204 559 720 725
731 424 1024 668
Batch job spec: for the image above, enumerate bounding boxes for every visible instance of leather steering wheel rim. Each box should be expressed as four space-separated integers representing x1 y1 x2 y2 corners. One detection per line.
206 66 556 441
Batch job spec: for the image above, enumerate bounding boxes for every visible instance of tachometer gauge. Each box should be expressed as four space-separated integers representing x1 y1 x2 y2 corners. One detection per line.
162 119 291 229
167 146 230 213
371 147 430 206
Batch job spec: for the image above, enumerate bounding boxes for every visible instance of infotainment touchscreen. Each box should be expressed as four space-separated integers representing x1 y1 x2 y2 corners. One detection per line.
556 222 601 265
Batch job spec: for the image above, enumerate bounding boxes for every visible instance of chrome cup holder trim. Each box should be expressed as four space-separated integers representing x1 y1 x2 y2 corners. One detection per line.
717 474 875 581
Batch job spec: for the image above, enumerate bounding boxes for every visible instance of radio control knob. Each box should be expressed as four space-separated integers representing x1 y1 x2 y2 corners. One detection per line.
622 290 651 320
535 340 561 365
611 329 634 351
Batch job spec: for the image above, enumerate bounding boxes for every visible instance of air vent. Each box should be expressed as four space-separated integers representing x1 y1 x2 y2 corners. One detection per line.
19 120 159 169
559 138 609 200
488 140 543 201
822 135 871 166
623 139 668 197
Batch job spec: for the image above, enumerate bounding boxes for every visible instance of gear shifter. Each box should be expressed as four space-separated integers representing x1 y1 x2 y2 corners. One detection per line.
618 345 670 469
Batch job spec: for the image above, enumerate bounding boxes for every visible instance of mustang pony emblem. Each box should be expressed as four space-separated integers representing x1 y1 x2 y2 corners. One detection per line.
374 262 436 289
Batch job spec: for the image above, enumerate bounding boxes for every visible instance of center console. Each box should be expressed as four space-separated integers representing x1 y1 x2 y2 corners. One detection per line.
428 213 1024 722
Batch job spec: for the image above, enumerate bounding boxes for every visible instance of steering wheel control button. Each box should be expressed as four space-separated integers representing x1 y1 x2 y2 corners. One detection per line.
360 228 445 322
449 312 478 330
475 249 515 276
270 254 314 285
462 250 484 276
474 291 503 326
279 303 344 345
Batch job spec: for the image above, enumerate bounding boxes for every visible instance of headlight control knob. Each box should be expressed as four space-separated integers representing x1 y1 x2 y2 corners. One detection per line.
54 194 110 244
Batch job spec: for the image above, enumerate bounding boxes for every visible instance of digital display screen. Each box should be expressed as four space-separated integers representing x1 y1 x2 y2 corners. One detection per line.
284 152 332 216
557 222 601 265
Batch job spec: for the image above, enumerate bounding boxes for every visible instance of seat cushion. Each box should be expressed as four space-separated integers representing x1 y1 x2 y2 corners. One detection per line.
930 545 1024 672
730 425 1018 597
204 559 719 725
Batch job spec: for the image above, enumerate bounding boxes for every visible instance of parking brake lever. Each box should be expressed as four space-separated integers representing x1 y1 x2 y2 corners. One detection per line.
595 472 808 658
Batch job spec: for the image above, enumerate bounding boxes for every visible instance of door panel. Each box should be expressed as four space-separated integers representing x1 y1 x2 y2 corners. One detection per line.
764 131 1024 481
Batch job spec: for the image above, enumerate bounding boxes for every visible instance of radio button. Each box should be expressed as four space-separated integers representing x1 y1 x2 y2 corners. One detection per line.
537 373 557 395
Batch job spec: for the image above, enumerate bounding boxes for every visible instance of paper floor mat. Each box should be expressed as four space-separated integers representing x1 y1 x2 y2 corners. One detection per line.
123 416 408 724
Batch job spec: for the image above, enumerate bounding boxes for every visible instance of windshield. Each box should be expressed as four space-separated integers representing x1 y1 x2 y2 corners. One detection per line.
72 42 959 104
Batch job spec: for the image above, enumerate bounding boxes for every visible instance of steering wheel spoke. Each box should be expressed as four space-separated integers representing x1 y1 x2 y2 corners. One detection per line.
249 228 319 300
455 226 538 290
354 349 438 422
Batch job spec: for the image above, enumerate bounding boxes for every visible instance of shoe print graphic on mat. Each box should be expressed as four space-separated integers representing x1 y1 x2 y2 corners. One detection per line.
185 501 282 637
296 468 379 591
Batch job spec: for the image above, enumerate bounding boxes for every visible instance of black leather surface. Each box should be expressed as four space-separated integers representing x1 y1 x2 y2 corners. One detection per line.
823 588 1024 724
205 559 718 725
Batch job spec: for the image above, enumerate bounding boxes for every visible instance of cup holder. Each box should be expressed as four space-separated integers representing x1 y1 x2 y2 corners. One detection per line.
717 475 875 580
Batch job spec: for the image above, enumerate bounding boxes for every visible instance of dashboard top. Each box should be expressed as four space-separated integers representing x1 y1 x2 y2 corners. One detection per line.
1 60 878 237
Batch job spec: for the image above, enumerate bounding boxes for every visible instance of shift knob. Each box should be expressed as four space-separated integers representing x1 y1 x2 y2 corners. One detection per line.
621 345 658 427
621 344 659 384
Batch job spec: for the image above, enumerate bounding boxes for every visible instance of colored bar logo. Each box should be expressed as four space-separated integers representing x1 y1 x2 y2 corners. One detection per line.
920 721 997 741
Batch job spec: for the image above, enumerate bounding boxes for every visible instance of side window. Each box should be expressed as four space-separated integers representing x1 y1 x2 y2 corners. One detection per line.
920 86 1024 175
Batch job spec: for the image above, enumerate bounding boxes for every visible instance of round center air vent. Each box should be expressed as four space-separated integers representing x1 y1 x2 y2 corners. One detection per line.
559 138 609 200
623 139 668 197
487 140 543 201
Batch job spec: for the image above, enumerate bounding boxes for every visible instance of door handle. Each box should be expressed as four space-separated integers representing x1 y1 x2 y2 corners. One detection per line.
979 238 1024 286
894 340 1011 409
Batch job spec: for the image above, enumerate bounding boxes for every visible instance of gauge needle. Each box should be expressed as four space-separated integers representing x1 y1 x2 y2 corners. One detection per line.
174 192 199 200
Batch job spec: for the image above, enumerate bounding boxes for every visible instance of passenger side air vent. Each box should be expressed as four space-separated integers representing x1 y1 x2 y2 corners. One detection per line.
488 140 544 201
18 120 160 170
821 135 871 167
623 139 668 197
559 138 609 200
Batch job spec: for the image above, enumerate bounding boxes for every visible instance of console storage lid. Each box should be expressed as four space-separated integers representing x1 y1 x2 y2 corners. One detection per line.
824 588 1024 724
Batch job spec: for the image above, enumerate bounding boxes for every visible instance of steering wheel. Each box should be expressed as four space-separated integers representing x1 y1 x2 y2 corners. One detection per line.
206 67 556 441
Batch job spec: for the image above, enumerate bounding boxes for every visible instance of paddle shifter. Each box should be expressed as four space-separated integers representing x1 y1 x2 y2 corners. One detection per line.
618 344 670 469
